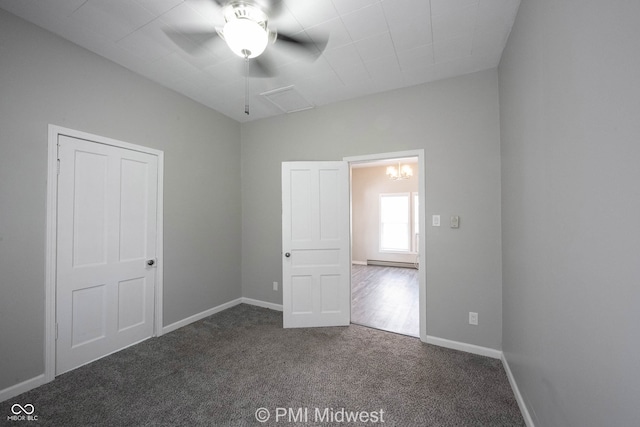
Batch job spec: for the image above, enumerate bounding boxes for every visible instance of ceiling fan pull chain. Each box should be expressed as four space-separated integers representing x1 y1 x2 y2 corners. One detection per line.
244 54 250 115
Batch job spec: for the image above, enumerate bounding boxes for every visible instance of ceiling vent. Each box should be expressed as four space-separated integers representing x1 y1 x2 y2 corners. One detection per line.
261 86 314 113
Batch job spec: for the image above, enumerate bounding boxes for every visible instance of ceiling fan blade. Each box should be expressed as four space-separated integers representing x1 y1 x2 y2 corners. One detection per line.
163 29 222 55
213 0 283 14
276 32 328 59
252 55 278 77
257 0 284 17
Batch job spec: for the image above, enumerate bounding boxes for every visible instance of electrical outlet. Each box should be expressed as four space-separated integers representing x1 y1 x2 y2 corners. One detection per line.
273 281 278 291
469 312 478 325
432 215 441 227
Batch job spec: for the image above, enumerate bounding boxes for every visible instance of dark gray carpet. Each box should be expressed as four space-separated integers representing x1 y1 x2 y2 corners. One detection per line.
1 304 524 426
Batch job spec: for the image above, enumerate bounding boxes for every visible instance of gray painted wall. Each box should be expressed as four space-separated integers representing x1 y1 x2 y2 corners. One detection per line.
241 69 503 350
0 10 241 391
499 1 640 425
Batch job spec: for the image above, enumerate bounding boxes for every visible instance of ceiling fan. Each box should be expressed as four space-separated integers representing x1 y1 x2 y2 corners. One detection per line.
165 0 328 115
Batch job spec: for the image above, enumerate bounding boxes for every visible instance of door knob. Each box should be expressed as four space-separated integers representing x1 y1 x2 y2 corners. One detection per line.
147 259 155 266
285 252 291 258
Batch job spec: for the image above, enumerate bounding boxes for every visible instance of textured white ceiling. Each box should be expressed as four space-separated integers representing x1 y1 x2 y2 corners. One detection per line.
0 0 521 123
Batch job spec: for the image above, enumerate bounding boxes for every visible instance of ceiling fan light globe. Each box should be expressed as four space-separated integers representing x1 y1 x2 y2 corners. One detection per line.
223 18 268 59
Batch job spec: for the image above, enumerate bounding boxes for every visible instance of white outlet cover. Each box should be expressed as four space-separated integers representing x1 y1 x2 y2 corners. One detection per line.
469 312 478 325
432 215 441 226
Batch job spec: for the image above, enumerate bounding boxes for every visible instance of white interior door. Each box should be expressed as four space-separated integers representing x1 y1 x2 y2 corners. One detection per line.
282 161 350 328
56 135 158 374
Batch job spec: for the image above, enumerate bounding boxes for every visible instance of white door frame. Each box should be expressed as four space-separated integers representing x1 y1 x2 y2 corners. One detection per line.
45 125 164 382
344 150 427 342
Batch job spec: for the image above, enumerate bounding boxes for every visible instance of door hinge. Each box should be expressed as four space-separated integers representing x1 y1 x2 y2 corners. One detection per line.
55 323 58 340
56 159 60 175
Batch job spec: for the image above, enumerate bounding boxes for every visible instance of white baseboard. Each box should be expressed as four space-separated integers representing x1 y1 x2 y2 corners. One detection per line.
3 298 250 403
351 260 367 265
501 354 535 427
0 374 47 403
425 337 534 426
161 297 283 335
4 299 527 426
241 297 283 311
162 298 243 335
426 335 502 359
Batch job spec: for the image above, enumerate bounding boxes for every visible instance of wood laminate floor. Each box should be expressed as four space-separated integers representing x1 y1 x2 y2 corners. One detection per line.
351 264 419 337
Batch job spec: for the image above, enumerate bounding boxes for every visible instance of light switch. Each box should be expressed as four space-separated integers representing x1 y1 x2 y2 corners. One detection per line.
450 215 459 228
469 312 478 325
432 215 440 227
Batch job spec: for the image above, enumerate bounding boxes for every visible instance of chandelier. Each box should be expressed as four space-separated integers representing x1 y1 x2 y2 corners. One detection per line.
386 162 413 180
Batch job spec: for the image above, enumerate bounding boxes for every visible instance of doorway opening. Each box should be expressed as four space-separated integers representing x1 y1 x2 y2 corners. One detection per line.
280 151 425 340
345 151 426 340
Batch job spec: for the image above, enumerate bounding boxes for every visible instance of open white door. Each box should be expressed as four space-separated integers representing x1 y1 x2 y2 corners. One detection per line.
282 161 350 328
56 135 158 374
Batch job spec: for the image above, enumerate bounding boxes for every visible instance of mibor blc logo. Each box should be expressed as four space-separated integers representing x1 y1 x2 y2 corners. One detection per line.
7 403 38 422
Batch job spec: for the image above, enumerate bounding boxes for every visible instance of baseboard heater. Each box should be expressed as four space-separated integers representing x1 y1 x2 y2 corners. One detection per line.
367 259 418 269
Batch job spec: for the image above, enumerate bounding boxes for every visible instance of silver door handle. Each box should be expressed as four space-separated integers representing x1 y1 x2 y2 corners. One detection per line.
147 259 155 266
285 252 291 258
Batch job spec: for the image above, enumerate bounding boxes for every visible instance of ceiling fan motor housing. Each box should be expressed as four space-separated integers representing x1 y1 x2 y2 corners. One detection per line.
220 2 271 58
